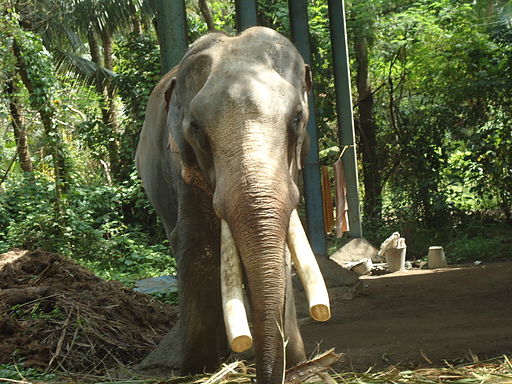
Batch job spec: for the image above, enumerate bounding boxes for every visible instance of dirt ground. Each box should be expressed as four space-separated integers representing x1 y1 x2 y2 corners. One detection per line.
301 261 512 371
1 249 511 376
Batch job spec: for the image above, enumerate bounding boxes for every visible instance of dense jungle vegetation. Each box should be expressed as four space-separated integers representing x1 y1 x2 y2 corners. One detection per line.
1 0 511 284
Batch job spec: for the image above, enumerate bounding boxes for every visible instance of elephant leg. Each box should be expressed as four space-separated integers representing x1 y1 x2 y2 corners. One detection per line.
284 248 306 367
171 188 228 374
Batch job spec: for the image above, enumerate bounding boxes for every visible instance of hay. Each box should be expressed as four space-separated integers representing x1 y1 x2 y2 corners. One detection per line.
0 249 177 374
3 353 507 384
330 356 512 384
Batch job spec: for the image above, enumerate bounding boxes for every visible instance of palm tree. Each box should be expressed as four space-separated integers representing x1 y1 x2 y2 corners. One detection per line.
28 0 152 182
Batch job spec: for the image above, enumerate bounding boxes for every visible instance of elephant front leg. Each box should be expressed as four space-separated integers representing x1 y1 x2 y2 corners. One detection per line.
171 194 228 374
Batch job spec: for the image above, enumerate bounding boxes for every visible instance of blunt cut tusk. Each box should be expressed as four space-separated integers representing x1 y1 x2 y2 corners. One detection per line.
220 220 253 353
287 209 331 322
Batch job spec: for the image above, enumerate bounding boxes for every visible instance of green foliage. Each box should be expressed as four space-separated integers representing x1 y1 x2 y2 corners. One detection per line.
16 33 57 114
0 10 18 84
1 0 511 291
365 0 512 230
0 363 56 381
114 32 160 179
187 0 236 40
258 1 290 36
446 235 511 263
0 172 174 285
149 291 179 305
115 33 160 125
9 302 65 321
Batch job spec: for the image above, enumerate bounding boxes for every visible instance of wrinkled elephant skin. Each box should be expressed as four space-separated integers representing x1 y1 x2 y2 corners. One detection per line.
136 27 313 384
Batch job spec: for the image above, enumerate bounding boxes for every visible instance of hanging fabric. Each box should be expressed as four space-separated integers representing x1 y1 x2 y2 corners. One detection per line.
333 158 349 237
320 166 335 233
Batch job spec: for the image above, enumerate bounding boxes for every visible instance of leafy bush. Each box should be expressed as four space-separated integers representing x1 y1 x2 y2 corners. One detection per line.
0 172 174 285
446 236 510 264
149 291 179 306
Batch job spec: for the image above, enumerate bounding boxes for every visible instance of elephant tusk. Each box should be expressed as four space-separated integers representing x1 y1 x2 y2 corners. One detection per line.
287 209 331 322
220 220 253 353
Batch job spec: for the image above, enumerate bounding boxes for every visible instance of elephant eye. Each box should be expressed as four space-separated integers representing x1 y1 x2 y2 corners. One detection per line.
190 121 201 132
188 120 210 153
292 111 303 127
289 110 304 138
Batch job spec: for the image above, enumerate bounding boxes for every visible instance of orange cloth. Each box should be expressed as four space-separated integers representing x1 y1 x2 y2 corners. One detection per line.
334 159 349 237
321 166 335 233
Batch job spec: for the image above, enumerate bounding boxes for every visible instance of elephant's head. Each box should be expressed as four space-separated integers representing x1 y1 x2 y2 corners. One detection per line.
166 27 328 384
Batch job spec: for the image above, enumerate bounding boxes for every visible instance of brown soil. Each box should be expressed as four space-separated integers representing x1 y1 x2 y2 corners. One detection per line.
0 249 177 374
1 249 511 376
301 262 512 371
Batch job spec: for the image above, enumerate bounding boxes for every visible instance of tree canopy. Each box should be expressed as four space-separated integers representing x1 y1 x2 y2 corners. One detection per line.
1 0 511 282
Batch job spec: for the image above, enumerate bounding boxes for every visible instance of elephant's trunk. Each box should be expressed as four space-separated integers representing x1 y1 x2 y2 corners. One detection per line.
211 117 300 383
235 206 288 384
220 180 294 384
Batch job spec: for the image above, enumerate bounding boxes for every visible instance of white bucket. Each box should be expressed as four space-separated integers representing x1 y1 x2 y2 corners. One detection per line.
428 246 447 268
385 247 406 272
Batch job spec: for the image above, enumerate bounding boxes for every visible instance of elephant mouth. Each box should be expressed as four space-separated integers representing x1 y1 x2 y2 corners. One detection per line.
219 209 331 353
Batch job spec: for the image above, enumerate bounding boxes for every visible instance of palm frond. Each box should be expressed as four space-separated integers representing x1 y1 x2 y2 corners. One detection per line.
55 50 116 89
41 24 87 54
68 0 145 35
142 0 157 17
33 0 150 42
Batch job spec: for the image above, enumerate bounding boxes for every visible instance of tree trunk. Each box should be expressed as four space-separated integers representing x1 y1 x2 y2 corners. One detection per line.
100 27 121 181
354 34 382 221
6 77 33 174
88 29 121 181
88 30 103 67
13 39 68 211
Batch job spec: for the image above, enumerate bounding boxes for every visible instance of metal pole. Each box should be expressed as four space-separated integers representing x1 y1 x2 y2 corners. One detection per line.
235 0 258 32
156 0 188 74
327 0 363 238
288 0 327 256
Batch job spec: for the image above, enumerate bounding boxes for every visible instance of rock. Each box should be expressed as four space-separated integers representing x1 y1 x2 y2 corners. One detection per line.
350 258 373 275
293 256 360 292
134 275 178 294
330 238 380 264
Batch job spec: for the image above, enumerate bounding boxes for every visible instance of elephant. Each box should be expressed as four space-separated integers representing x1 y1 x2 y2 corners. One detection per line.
136 27 329 384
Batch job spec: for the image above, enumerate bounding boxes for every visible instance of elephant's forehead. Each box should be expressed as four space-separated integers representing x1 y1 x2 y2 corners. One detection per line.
193 63 296 121
224 65 290 103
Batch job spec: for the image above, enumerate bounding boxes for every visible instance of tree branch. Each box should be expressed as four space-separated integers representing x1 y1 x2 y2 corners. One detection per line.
353 82 386 109
0 153 18 186
198 0 215 31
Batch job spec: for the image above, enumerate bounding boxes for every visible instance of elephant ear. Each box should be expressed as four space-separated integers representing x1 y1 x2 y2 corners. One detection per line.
164 77 177 111
295 65 312 171
305 64 312 93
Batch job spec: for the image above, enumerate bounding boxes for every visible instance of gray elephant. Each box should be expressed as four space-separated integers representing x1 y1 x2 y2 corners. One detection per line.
136 27 329 384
